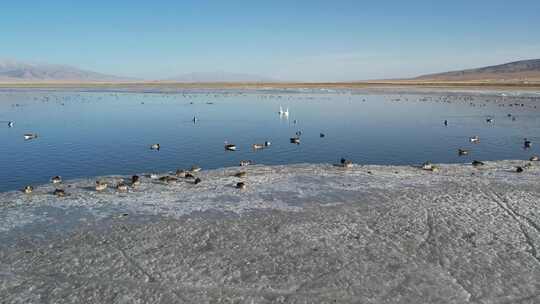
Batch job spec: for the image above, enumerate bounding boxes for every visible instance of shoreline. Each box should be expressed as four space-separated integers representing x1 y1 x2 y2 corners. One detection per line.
2 160 540 302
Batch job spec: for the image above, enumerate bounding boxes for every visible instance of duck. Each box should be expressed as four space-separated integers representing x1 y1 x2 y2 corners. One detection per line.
234 171 247 178
239 160 253 167
236 182 246 189
421 161 433 170
224 141 237 151
458 149 469 156
53 189 66 197
131 175 141 186
290 137 300 144
340 158 353 168
320 133 325 138
23 185 33 194
95 181 108 192
7 121 14 128
150 144 160 150
149 173 159 179
192 116 198 123
524 138 532 148
175 169 186 178
472 160 485 167
530 155 539 161
486 118 494 123
516 166 524 173
252 143 264 150
51 176 62 184
159 176 177 184
469 136 480 143
264 141 271 147
185 173 195 179
116 183 129 192
24 133 38 140
190 165 202 172
194 177 202 185
444 120 448 126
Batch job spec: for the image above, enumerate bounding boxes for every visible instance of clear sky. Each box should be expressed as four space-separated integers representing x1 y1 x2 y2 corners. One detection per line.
1 0 539 81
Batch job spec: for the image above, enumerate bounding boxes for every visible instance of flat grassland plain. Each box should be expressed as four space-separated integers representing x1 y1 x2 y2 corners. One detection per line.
1 83 539 303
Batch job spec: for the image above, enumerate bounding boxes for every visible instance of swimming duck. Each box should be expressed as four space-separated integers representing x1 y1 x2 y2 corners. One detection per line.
131 175 141 186
469 136 480 143
194 177 202 185
24 133 38 140
530 155 539 161
116 183 129 192
239 160 253 167
175 169 186 178
472 160 485 167
7 121 14 127
320 133 325 138
23 185 33 194
53 189 66 197
264 141 271 147
95 181 108 192
234 171 247 178
236 182 246 189
290 137 300 144
458 149 469 156
224 142 237 151
150 144 160 150
193 116 198 123
524 138 532 148
486 118 494 123
444 120 448 126
51 176 62 184
252 143 264 150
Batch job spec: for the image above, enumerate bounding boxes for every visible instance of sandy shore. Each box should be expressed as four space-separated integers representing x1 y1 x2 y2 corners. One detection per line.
1 161 540 303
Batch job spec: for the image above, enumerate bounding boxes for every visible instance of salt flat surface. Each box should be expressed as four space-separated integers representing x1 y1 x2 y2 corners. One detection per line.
1 161 540 303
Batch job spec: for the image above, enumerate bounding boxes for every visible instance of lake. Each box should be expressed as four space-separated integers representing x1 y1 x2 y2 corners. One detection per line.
1 88 539 192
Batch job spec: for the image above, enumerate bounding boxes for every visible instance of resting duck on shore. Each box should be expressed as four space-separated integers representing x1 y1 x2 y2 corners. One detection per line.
190 165 202 172
95 180 108 192
116 183 129 192
339 158 353 168
23 185 33 194
175 169 186 178
530 155 539 161
131 175 141 186
239 160 254 167
472 160 485 167
53 189 66 197
51 176 62 184
236 182 246 189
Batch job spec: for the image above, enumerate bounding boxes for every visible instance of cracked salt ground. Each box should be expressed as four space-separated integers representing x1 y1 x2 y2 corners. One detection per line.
1 160 540 303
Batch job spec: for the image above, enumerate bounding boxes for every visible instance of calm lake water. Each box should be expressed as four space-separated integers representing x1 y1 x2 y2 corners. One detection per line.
1 88 539 192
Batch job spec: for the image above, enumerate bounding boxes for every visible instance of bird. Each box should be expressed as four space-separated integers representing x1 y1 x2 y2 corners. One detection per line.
95 181 108 192
458 149 469 156
53 189 66 197
252 143 264 150
116 183 129 192
340 158 353 168
530 155 539 161
516 166 524 173
193 116 198 123
150 144 160 150
486 118 494 123
194 177 202 185
320 133 325 138
236 182 246 189
175 169 186 178
290 137 300 144
224 141 237 151
524 138 532 148
24 133 38 140
239 160 253 167
7 121 14 128
421 161 433 170
469 136 480 143
23 185 33 194
131 175 141 186
51 176 62 184
444 120 448 126
472 160 485 167
190 165 202 172
264 141 271 147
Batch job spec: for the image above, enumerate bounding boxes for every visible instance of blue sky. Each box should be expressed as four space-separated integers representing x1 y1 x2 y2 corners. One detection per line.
1 0 539 81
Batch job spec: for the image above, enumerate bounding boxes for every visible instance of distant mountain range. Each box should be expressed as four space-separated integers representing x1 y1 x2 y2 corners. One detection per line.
0 60 130 82
164 71 277 83
414 59 540 81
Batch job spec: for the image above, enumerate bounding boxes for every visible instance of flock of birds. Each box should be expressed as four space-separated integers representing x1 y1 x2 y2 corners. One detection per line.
3 91 539 196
